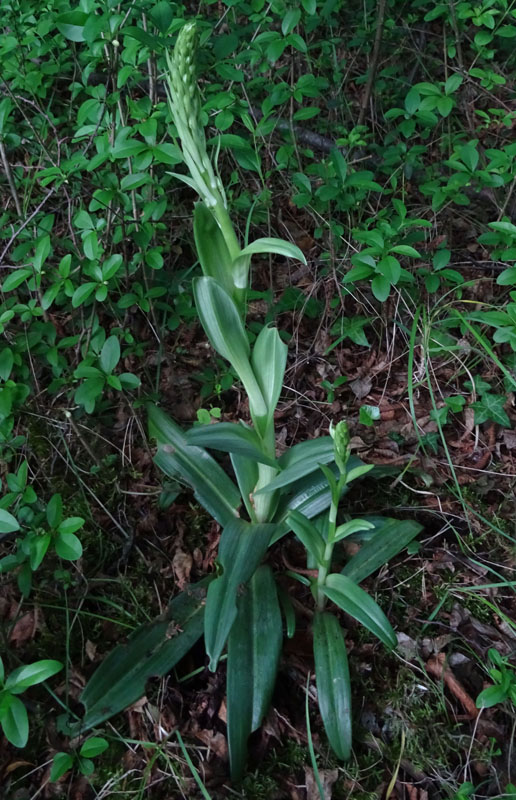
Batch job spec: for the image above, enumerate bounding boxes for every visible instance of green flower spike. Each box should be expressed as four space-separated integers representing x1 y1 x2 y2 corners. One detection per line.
165 22 227 210
329 421 351 475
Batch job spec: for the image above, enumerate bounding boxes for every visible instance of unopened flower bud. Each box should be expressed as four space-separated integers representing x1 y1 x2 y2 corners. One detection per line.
330 420 351 475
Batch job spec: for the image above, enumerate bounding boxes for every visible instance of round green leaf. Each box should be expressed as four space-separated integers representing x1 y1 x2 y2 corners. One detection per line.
55 532 83 561
0 509 20 534
50 752 74 782
80 736 109 758
1 695 29 748
6 660 63 693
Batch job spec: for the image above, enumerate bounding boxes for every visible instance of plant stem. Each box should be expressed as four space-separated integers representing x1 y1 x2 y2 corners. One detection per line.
316 474 345 610
253 420 279 523
211 201 248 307
357 0 387 127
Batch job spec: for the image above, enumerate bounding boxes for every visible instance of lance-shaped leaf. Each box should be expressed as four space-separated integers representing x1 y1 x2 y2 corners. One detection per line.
313 611 351 760
322 573 396 649
185 422 278 468
272 462 347 542
258 440 367 496
69 579 211 736
205 518 276 671
193 277 268 427
193 203 235 296
341 518 422 584
231 453 259 521
227 565 282 780
238 237 307 263
148 405 241 527
255 437 336 494
232 238 306 290
345 463 374 483
251 326 287 424
334 519 375 543
287 509 326 563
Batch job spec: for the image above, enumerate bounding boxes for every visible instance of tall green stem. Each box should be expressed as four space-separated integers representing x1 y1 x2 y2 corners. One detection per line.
211 201 247 308
252 421 279 523
316 474 345 610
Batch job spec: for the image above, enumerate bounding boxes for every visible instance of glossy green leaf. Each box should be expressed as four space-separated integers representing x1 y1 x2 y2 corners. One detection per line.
341 518 423 584
58 517 85 535
72 282 96 308
79 737 109 758
251 326 287 424
193 277 268 427
205 519 276 671
50 752 74 781
185 422 278 468
99 336 120 375
273 461 352 532
148 405 241 527
6 660 62 693
476 683 508 708
313 611 351 760
345 463 374 483
29 533 51 570
333 519 375 543
70 579 211 735
255 437 336 494
323 573 396 649
56 10 88 41
226 566 282 780
193 204 235 296
46 493 62 528
2 268 33 292
230 453 259 520
0 695 29 748
55 531 83 560
0 348 13 381
287 509 325 562
238 237 306 264
0 508 20 534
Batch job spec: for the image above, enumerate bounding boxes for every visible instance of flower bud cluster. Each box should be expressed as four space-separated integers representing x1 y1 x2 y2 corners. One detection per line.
166 22 226 210
329 421 351 475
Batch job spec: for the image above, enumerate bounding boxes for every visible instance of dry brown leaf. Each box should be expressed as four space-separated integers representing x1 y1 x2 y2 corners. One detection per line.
350 376 373 399
194 727 228 761
172 549 193 590
85 640 97 661
9 609 42 646
305 767 339 800
4 760 34 775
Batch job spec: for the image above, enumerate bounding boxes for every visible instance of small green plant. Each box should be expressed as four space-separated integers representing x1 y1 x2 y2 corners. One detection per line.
476 648 516 709
320 375 347 403
51 736 109 781
0 656 62 747
343 201 430 301
74 334 141 414
195 406 222 425
0 486 85 596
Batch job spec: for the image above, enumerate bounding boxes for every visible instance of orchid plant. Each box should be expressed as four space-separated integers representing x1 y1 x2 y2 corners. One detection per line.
70 23 422 778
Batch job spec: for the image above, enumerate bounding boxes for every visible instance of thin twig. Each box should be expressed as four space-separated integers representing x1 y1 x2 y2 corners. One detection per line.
0 187 55 265
357 0 387 127
0 140 22 216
